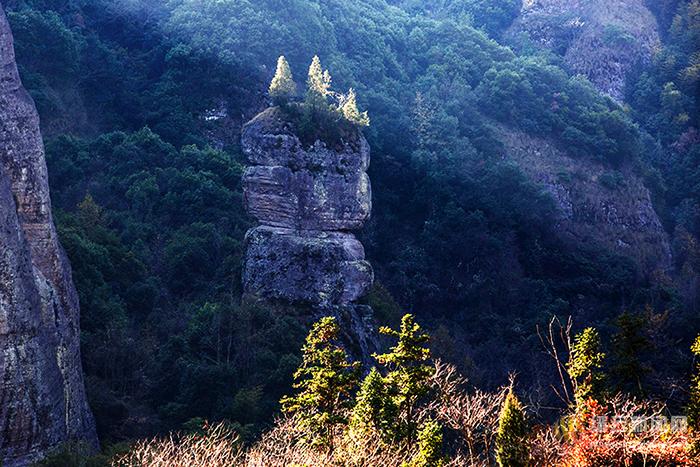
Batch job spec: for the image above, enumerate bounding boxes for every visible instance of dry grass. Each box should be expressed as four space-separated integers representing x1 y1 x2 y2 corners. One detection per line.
112 422 242 467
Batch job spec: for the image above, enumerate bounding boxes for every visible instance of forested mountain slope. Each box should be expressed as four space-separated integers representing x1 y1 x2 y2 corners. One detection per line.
1 0 697 447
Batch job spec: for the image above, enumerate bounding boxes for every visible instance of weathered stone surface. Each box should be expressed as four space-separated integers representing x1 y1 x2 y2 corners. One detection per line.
497 124 672 279
241 107 370 173
242 165 371 230
242 107 372 231
0 5 97 465
509 0 659 101
243 226 373 307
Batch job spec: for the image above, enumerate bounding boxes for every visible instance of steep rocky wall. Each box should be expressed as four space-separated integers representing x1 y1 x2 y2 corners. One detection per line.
509 0 659 100
0 5 97 465
497 125 672 279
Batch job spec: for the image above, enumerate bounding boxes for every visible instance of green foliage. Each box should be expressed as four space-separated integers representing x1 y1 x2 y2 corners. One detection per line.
281 317 360 449
598 171 625 190
610 311 653 396
349 368 396 441
404 419 446 467
269 55 297 105
8 9 83 79
689 336 700 434
340 88 370 126
495 390 529 467
567 328 607 406
375 314 433 441
477 57 641 166
395 0 521 37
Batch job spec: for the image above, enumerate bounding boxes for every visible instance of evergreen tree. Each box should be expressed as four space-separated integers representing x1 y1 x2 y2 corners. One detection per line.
280 317 360 449
495 390 529 467
305 55 331 110
610 311 652 396
340 88 370 126
268 55 296 105
349 367 396 441
375 314 433 441
689 335 700 449
77 193 104 228
405 419 446 467
567 327 607 407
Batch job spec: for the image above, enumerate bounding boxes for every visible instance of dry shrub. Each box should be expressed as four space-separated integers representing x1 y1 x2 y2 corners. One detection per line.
112 422 242 467
529 424 565 466
113 417 419 467
113 364 698 466
558 397 696 467
113 412 475 466
427 360 508 466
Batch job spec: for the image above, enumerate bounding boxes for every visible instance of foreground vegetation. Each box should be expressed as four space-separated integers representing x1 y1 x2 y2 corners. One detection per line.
107 316 699 466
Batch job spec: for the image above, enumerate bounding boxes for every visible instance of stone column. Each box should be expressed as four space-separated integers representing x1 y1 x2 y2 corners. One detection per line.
241 106 377 359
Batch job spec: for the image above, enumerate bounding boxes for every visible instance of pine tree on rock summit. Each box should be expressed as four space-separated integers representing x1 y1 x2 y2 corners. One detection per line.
340 88 370 126
269 55 296 105
306 55 332 110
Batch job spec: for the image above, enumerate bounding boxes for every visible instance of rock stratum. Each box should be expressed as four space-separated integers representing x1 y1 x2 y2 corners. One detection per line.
0 5 97 466
242 107 374 307
509 0 659 101
498 125 672 280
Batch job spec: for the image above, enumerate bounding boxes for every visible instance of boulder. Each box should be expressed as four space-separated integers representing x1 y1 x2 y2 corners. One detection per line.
241 105 375 309
243 226 373 307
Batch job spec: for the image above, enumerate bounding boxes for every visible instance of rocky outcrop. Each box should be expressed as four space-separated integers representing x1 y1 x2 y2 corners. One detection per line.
508 0 659 100
242 107 374 306
0 5 97 466
498 125 672 279
241 106 377 360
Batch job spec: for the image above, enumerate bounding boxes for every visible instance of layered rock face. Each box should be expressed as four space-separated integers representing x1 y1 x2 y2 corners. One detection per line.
498 125 672 279
0 5 97 466
509 0 659 100
242 107 374 307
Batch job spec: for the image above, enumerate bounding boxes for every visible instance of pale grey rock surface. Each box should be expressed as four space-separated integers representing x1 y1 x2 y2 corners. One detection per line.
0 5 97 465
241 106 374 307
242 166 371 231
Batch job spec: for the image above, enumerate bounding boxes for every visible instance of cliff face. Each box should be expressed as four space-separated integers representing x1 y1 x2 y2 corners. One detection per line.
509 0 659 100
241 107 377 360
498 125 672 279
0 5 97 466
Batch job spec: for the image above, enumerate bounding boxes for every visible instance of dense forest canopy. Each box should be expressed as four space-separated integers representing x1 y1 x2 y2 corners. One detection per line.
3 0 698 454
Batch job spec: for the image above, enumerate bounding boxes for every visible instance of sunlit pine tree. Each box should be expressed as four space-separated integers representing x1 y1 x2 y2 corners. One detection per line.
269 55 296 105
